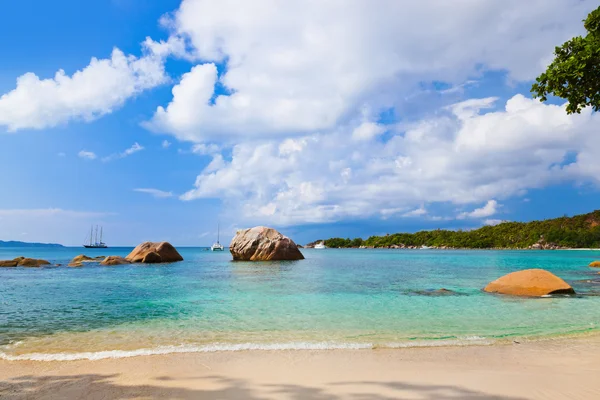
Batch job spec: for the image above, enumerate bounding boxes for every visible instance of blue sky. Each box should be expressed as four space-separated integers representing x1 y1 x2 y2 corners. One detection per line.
0 0 599 246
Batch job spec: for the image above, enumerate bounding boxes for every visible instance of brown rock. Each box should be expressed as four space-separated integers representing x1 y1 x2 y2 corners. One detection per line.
125 242 183 263
589 261 600 268
71 254 94 264
17 258 51 267
68 262 83 267
484 269 575 297
100 256 131 266
229 226 304 261
141 252 162 263
0 260 18 267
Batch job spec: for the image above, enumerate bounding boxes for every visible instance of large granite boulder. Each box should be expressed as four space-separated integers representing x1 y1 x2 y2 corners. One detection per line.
100 256 131 266
589 261 600 268
229 226 304 261
125 242 183 263
484 269 575 297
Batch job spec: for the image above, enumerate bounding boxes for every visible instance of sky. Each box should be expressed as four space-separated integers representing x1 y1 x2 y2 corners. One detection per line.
0 0 599 246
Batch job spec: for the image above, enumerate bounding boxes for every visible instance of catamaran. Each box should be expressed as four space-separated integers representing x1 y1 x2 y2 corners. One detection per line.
211 224 225 251
83 225 107 248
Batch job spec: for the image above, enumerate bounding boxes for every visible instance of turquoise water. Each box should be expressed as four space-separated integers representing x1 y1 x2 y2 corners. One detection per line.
1 247 600 360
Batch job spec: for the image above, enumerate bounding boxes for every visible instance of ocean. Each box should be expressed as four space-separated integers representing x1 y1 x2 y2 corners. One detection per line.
1 247 599 360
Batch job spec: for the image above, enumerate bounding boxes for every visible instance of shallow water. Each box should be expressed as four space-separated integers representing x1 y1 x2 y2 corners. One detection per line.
1 247 600 360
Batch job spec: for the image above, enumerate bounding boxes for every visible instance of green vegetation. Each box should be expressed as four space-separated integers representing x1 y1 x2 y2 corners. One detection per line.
531 6 600 114
323 210 600 249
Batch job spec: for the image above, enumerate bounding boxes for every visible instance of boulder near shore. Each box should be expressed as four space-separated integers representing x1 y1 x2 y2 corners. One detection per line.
229 226 304 261
125 242 183 263
589 261 600 267
484 269 575 297
0 257 50 267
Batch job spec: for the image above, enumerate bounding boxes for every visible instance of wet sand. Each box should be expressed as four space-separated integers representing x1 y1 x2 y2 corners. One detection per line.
1 336 600 399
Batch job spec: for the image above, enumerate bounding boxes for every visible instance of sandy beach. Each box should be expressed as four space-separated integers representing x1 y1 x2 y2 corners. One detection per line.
1 336 599 399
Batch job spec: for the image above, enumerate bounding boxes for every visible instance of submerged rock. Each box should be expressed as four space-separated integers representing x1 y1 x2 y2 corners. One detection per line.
100 256 131 266
413 288 460 296
589 261 600 267
125 242 183 263
229 226 304 261
484 269 575 297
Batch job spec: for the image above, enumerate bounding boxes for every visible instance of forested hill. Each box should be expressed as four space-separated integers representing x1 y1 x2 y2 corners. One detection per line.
0 240 64 248
322 210 600 249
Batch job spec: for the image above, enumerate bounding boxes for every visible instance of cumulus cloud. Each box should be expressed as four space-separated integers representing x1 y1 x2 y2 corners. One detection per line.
133 188 174 198
146 0 595 142
458 200 499 220
180 95 600 225
0 45 168 132
78 150 97 160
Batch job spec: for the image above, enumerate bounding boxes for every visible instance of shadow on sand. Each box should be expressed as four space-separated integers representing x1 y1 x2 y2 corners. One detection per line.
0 373 528 399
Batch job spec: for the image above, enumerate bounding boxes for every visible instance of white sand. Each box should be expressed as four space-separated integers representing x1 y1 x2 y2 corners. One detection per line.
1 336 600 399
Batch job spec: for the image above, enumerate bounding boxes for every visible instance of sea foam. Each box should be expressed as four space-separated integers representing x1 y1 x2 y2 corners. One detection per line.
0 337 494 361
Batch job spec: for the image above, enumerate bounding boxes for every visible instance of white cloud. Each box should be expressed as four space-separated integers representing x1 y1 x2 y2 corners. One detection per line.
458 200 499 220
191 143 220 155
179 95 600 225
78 150 97 160
484 219 505 226
352 122 386 141
0 47 168 132
162 140 172 149
102 142 144 162
146 0 595 142
403 206 428 217
133 188 174 198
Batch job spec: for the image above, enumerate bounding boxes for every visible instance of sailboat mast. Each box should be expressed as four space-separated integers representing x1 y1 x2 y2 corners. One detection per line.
217 224 220 243
100 227 103 243
90 226 93 246
95 225 98 245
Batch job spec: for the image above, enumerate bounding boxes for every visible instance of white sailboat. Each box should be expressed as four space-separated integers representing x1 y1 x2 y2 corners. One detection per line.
83 225 107 248
211 224 225 251
314 241 326 249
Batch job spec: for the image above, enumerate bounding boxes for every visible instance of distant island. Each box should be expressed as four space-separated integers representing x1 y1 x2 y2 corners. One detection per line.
310 210 600 250
0 240 64 248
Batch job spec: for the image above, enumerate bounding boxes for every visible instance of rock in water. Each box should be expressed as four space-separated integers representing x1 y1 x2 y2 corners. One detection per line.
142 252 162 263
0 259 18 267
100 256 131 266
17 258 51 267
71 255 94 264
484 269 575 297
125 242 183 263
229 226 304 261
589 261 600 267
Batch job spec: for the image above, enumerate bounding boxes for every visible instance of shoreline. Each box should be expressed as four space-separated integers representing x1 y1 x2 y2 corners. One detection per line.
4 328 600 362
2 335 600 399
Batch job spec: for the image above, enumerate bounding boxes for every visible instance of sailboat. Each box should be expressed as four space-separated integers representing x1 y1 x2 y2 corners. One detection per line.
83 225 108 248
211 224 225 251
